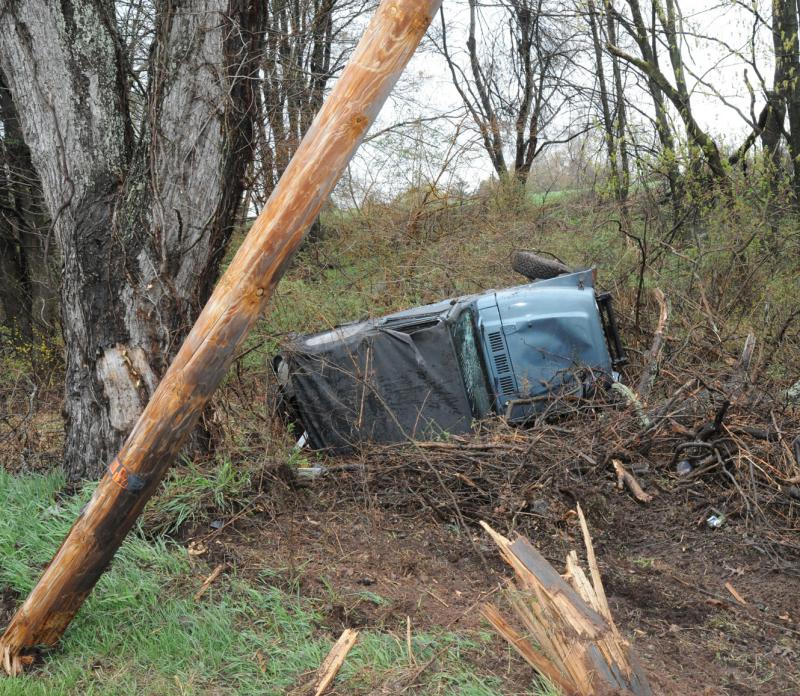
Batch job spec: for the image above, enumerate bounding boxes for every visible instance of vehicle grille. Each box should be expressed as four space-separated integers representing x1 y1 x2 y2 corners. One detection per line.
487 330 516 403
488 331 505 353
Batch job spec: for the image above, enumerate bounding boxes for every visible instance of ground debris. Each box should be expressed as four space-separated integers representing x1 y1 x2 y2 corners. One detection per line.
321 345 800 570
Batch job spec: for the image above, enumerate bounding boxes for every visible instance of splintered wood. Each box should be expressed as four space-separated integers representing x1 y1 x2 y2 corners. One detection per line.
481 506 652 696
193 563 226 601
290 629 359 696
312 629 359 696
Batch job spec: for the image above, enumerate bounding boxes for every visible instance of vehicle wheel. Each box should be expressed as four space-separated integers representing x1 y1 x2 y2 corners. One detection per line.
511 251 571 280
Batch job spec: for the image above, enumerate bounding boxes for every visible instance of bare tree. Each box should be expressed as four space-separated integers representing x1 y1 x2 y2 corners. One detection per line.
773 0 800 197
586 0 629 202
437 0 582 186
608 0 727 181
0 0 265 481
605 2 630 200
253 0 372 204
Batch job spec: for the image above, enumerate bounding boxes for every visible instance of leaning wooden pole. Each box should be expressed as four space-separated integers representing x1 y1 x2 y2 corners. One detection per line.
0 0 441 675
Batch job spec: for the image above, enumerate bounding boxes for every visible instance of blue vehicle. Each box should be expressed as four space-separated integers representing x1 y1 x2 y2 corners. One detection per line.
274 259 625 451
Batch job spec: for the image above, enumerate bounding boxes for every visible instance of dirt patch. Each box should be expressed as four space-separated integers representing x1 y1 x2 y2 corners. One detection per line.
182 470 800 695
193 501 499 633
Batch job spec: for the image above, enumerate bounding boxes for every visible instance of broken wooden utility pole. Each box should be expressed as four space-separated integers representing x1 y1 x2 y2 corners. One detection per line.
482 507 653 696
0 0 441 675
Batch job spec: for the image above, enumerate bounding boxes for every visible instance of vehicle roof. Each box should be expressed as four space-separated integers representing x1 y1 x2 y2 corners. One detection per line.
285 269 595 351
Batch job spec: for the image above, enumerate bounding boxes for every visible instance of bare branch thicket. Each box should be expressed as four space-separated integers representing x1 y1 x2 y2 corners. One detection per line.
434 0 586 187
252 0 377 209
607 0 728 183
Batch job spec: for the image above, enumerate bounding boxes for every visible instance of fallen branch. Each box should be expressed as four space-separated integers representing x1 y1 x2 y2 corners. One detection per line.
481 510 652 695
612 459 653 503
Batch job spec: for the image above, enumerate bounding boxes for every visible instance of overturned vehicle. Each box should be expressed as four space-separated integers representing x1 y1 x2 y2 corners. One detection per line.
274 254 626 452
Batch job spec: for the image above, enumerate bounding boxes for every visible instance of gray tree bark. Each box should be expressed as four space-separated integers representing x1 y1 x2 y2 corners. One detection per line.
0 70 58 340
774 0 800 200
0 0 264 481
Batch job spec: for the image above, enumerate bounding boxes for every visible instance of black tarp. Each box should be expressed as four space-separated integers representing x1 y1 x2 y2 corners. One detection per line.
282 318 474 451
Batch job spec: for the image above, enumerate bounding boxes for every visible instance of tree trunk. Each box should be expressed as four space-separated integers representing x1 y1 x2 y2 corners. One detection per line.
0 0 265 481
0 70 57 340
606 4 630 202
259 0 340 199
655 0 726 180
0 187 30 336
612 0 679 205
586 0 620 197
613 0 726 182
774 0 800 200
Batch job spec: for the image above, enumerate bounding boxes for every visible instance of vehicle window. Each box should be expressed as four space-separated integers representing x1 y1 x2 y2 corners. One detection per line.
450 309 493 418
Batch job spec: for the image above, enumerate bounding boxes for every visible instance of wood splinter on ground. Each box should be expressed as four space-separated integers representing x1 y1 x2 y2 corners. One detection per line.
481 505 653 696
193 563 226 601
293 628 359 696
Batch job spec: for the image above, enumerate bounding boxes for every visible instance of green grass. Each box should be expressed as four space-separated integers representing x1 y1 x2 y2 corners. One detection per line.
527 188 582 205
0 470 529 695
142 458 252 536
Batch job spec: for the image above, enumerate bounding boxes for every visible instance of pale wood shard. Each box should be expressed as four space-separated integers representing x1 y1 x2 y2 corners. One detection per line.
406 615 415 665
96 345 159 431
0 0 442 673
636 288 670 403
193 563 225 602
724 581 747 606
481 517 653 696
312 629 359 696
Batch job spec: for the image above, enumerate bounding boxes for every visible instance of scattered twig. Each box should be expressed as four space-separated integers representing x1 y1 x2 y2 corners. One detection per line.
194 563 225 601
612 459 653 503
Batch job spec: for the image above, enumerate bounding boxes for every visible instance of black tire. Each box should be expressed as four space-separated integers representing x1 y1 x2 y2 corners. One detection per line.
511 251 571 281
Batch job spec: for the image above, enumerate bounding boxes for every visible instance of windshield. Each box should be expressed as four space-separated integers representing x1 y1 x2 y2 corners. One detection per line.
450 309 493 418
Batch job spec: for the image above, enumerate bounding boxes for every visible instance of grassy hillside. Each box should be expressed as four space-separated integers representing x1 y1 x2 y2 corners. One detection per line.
2 180 799 694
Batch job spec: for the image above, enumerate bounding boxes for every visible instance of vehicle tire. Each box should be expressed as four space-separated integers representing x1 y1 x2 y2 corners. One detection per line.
511 251 571 281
